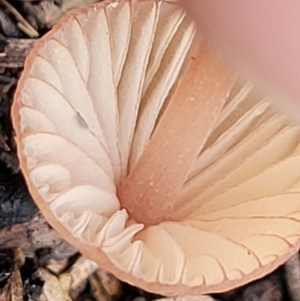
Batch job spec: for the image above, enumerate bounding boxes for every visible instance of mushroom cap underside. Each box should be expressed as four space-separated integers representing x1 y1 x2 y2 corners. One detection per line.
11 0 300 295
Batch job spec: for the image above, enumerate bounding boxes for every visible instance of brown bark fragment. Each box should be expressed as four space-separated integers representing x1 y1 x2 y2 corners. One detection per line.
0 38 36 68
0 215 76 260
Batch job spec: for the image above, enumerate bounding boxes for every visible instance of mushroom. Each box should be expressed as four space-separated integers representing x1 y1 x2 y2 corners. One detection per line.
11 0 300 296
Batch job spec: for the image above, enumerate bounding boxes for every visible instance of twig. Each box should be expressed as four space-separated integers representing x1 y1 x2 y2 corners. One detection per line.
0 38 36 68
0 0 39 38
0 0 38 38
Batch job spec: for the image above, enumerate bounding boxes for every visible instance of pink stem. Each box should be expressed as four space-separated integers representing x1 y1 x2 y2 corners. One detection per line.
118 45 235 226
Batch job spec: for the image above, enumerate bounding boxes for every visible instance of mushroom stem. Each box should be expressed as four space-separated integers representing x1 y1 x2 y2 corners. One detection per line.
118 45 236 226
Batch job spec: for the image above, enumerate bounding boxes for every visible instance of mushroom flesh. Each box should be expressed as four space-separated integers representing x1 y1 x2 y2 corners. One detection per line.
11 0 300 295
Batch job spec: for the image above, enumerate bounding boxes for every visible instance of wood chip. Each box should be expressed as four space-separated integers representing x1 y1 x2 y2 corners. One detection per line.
89 273 110 301
40 269 66 301
93 269 121 297
63 256 98 291
46 258 69 275
57 274 72 301
0 249 25 301
9 269 23 301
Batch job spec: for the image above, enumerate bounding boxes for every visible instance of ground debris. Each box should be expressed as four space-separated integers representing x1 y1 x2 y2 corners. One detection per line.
0 0 38 37
0 174 37 228
61 256 99 300
0 9 21 38
0 214 77 261
92 269 121 298
0 248 43 301
37 257 120 301
21 0 102 29
0 268 23 301
0 36 36 68
284 253 300 301
89 269 121 301
40 269 66 301
215 269 287 301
